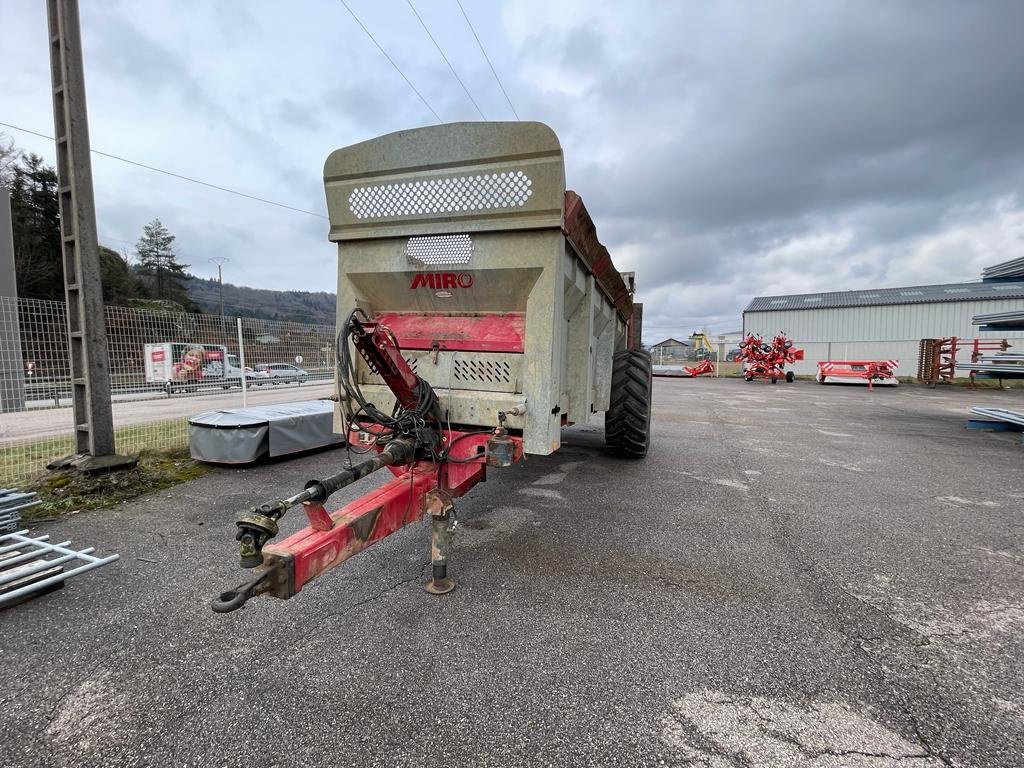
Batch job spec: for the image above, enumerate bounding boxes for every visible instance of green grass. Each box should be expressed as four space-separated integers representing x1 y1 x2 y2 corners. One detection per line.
22 447 213 520
1 418 191 491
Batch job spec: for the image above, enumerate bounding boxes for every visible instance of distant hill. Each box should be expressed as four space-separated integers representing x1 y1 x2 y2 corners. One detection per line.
187 276 336 325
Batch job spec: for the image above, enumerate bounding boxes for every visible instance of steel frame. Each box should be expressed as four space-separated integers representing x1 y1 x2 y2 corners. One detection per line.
921 337 1013 387
0 529 119 606
739 332 803 383
681 359 715 378
215 428 523 610
817 360 899 391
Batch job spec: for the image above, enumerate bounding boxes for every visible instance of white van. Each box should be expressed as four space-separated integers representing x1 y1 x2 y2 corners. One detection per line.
144 343 265 392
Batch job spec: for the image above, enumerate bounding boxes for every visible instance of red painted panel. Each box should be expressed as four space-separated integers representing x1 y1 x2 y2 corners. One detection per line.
375 312 525 353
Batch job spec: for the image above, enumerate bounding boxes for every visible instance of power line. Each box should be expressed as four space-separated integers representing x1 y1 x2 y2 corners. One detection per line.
406 0 486 120
0 121 328 219
455 0 519 120
337 0 444 124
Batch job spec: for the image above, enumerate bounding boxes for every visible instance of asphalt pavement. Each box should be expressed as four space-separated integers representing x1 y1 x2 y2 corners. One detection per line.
1 378 1022 767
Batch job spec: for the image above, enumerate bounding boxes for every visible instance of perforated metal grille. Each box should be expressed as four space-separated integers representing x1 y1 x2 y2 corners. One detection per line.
406 234 473 266
453 358 512 384
348 171 533 219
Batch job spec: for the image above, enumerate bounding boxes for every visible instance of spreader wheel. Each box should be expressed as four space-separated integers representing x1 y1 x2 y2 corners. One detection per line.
606 349 652 459
785 370 795 383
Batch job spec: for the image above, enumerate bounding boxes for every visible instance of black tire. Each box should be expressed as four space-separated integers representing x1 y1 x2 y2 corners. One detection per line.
785 370 795 383
605 349 652 459
771 377 778 384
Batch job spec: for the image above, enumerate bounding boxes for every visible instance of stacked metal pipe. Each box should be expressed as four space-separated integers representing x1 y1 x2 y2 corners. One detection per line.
955 352 1024 377
970 407 1024 427
973 309 1024 332
0 489 40 533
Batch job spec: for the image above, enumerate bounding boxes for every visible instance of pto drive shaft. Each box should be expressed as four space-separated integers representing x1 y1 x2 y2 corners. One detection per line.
234 439 415 568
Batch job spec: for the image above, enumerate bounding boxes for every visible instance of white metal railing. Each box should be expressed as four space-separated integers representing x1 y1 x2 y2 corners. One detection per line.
0 529 119 606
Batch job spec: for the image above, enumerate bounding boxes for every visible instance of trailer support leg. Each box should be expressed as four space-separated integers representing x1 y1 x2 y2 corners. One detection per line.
424 488 456 595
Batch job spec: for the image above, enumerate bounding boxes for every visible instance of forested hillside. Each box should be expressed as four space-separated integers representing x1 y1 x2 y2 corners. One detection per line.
187 276 336 325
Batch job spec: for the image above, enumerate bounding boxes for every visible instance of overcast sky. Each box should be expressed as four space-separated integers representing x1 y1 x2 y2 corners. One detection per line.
2 0 1023 341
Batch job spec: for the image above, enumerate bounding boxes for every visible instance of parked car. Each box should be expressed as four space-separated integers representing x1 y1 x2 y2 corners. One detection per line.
255 363 308 384
726 348 743 362
222 366 270 389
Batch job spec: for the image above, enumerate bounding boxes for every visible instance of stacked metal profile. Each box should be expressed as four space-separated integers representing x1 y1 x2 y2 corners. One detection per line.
971 406 1024 427
955 352 1024 378
982 257 1024 280
0 488 40 533
973 309 1024 333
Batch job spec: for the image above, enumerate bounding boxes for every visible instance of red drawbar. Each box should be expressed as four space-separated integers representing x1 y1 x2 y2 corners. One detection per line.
375 312 525 353
262 430 523 596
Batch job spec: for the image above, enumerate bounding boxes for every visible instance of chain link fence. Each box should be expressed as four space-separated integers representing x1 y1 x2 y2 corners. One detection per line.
0 296 336 487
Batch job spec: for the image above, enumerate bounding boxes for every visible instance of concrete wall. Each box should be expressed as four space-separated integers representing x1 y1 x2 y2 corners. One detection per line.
743 298 1024 377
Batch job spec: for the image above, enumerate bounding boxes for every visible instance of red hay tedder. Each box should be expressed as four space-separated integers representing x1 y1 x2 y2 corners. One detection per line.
739 332 803 384
211 122 651 612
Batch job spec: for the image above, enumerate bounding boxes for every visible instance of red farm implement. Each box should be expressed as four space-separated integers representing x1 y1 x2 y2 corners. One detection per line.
816 360 899 390
739 332 803 384
681 359 716 377
917 337 1013 387
211 122 650 612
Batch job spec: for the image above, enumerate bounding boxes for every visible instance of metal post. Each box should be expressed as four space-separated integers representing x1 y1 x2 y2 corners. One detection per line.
209 257 228 318
46 0 132 470
0 190 26 413
237 317 248 407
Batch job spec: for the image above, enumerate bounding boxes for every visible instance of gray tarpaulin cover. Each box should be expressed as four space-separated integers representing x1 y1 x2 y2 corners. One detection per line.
189 400 343 464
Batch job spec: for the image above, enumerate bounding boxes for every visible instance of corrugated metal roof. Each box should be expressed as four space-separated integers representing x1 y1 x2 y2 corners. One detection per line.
651 337 691 347
745 281 1024 313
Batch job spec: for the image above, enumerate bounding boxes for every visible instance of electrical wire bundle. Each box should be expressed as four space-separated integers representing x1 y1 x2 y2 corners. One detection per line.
335 309 494 464
335 309 440 451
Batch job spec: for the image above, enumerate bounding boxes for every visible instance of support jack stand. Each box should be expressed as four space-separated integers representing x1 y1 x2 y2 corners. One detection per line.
424 489 456 595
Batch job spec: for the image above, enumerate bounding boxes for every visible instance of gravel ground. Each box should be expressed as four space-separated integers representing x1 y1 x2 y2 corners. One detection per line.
1 377 1022 767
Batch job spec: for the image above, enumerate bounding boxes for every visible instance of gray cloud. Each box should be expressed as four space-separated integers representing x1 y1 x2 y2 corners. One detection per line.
2 0 1022 340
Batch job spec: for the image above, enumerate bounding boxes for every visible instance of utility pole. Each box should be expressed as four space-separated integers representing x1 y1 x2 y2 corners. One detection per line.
209 257 228 317
46 0 133 471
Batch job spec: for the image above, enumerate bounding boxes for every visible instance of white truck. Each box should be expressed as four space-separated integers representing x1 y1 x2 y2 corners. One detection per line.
143 343 261 393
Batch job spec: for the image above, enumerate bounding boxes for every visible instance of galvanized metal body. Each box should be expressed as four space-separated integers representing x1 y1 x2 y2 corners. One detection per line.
323 122 632 456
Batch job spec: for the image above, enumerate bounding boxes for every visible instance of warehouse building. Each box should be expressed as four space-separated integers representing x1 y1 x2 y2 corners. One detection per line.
743 260 1024 378
650 337 692 364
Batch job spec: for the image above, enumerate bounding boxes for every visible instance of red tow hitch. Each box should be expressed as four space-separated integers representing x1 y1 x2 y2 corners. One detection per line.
212 310 524 612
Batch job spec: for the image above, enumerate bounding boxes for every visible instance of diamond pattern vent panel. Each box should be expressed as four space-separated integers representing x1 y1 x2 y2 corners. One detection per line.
453 358 512 384
349 171 533 219
406 234 473 266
